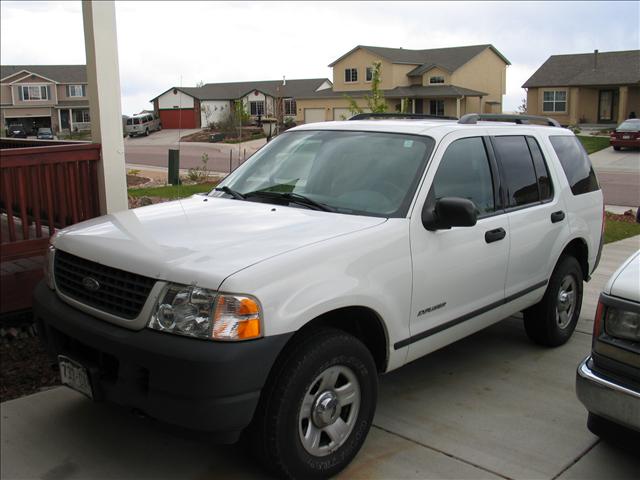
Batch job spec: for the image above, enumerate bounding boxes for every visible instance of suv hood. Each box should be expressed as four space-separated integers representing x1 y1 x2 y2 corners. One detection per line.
605 250 640 303
54 196 386 289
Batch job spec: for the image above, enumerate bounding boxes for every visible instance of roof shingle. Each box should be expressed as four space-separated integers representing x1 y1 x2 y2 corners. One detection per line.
328 44 510 70
1 65 87 83
522 50 640 88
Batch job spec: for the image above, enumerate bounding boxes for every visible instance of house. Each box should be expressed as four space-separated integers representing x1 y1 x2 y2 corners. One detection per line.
150 78 332 129
523 49 640 126
0 65 90 135
294 44 510 123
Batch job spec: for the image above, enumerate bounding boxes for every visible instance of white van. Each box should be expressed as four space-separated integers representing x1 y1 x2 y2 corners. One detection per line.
125 112 162 137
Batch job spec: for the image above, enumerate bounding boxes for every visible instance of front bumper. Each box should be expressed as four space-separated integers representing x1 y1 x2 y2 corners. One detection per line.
576 356 640 433
33 282 292 438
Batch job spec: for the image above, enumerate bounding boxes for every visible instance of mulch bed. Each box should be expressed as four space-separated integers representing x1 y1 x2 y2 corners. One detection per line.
1 325 60 403
606 210 638 223
126 174 151 187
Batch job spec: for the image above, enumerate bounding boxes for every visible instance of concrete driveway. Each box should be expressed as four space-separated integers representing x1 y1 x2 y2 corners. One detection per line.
590 146 640 207
2 237 639 480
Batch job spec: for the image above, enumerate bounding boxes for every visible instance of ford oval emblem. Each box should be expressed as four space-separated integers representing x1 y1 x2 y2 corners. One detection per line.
82 277 100 292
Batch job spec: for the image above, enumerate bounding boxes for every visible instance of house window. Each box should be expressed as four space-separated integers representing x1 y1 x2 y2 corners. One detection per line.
20 85 49 101
250 100 265 116
429 100 445 116
543 91 567 112
345 68 358 83
68 85 86 97
365 67 373 82
283 98 296 116
73 109 90 123
429 76 445 84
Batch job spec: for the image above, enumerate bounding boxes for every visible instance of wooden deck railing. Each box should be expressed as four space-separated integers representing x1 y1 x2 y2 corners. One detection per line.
0 142 101 262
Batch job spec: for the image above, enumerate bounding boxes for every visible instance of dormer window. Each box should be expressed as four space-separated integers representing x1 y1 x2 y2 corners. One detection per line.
429 76 445 84
345 68 358 83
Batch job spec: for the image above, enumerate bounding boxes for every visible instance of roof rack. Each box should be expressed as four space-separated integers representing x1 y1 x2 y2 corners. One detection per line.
458 113 561 127
349 113 458 121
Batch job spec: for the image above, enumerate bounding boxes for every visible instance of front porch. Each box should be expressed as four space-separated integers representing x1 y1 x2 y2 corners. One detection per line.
386 84 495 118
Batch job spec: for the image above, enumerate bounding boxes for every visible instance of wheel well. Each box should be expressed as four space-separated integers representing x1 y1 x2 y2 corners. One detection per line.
560 238 589 280
299 306 389 373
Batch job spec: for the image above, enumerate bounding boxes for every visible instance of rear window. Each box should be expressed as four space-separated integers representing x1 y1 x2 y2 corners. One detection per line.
549 136 599 195
617 119 640 132
126 118 132 125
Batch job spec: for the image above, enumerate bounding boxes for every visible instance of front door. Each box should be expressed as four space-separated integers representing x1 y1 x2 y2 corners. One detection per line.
598 90 617 122
406 132 509 363
60 109 70 129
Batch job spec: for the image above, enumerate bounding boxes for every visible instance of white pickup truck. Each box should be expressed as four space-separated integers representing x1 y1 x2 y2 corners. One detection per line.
35 114 604 479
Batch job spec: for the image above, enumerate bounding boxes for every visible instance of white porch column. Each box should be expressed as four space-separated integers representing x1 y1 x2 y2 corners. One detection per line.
82 0 128 214
456 97 461 118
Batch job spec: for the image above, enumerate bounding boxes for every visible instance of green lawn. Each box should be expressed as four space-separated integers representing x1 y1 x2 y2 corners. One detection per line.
128 182 218 199
577 135 610 154
604 216 640 244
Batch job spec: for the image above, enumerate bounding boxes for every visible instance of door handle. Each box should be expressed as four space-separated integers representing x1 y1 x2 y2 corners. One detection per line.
485 228 506 243
551 211 565 223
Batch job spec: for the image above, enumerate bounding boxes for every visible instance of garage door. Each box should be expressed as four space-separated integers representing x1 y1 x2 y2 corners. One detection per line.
304 108 326 124
159 109 196 129
333 108 353 121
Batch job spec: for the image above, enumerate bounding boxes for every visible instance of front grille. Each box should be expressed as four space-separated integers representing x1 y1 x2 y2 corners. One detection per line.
54 250 156 319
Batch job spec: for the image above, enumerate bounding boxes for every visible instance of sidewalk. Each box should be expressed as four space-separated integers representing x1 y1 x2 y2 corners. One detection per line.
2 236 639 479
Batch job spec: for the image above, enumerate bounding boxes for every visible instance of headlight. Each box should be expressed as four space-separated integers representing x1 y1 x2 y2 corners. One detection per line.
605 307 640 341
43 243 56 290
148 283 262 341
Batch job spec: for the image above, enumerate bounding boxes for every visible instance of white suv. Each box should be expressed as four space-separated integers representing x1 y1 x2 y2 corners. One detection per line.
35 114 604 479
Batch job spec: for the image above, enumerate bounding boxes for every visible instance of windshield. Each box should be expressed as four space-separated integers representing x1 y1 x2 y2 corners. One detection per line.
617 119 640 132
213 130 434 217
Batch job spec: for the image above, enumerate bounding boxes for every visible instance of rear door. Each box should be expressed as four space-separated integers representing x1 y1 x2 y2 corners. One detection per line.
406 132 509 363
491 134 569 310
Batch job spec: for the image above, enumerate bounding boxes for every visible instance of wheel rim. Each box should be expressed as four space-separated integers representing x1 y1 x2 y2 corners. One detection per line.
556 274 577 329
298 365 361 457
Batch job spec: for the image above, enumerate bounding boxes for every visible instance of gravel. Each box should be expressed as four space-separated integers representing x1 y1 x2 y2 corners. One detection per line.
1 326 60 403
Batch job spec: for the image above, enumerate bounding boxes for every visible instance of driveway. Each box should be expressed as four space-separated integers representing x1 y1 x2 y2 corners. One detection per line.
590 146 640 207
2 237 639 479
125 129 266 173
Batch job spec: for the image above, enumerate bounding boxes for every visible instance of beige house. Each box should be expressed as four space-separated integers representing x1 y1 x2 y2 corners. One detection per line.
295 44 510 123
1 65 90 135
523 49 640 126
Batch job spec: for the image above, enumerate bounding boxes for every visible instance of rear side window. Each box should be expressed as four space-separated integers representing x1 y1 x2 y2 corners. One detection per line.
492 136 539 207
431 137 496 216
526 137 553 201
549 136 599 195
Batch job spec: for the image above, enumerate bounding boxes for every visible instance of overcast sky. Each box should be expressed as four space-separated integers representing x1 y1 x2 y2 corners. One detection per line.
1 1 638 115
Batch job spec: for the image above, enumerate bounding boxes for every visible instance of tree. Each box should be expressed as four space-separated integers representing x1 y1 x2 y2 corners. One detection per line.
516 97 527 114
195 80 205 88
345 61 388 116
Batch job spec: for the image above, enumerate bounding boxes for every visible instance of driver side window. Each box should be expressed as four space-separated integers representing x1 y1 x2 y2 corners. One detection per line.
430 137 496 216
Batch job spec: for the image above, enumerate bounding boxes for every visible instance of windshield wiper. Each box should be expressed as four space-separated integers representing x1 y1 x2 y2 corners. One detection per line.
245 190 335 212
215 186 245 200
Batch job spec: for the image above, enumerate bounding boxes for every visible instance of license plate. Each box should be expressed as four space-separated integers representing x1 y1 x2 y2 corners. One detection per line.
59 355 93 399
622 135 631 139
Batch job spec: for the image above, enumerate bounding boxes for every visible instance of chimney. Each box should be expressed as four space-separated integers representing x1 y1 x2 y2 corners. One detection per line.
282 75 286 86
593 49 599 70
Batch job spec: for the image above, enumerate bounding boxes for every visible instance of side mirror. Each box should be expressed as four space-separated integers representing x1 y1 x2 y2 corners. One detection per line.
422 197 478 231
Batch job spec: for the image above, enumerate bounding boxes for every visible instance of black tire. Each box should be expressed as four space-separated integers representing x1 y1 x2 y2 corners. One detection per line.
144 128 149 136
523 255 583 346
613 146 621 151
250 328 377 479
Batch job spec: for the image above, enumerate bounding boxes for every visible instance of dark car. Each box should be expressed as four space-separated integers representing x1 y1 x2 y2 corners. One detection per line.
37 127 55 140
576 251 640 440
7 125 27 138
610 118 640 151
